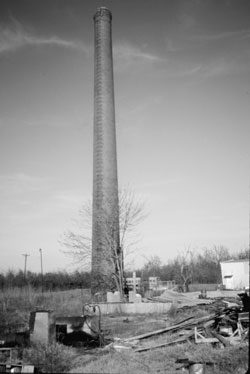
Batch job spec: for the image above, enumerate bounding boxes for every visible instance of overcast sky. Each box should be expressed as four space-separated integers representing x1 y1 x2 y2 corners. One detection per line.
0 0 249 273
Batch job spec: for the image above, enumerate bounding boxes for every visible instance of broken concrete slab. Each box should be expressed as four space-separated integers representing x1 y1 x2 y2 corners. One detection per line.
98 301 171 315
29 310 55 345
107 291 121 303
128 291 136 303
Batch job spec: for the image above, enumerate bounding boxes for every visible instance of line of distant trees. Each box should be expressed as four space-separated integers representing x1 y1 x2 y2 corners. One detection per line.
133 246 249 291
0 246 248 292
0 270 91 291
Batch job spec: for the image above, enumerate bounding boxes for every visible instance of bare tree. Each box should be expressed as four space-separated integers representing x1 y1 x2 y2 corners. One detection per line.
119 189 148 262
60 188 147 295
142 255 162 277
61 200 92 270
203 245 230 266
176 247 195 292
232 247 249 260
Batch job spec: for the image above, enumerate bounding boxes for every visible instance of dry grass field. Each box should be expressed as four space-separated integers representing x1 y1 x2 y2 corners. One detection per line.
69 343 249 374
0 287 91 325
0 287 249 373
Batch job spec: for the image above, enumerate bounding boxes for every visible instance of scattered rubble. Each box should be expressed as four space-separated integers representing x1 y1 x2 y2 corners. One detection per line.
0 290 249 372
175 358 215 373
0 304 107 371
0 362 36 373
146 289 215 306
110 292 249 353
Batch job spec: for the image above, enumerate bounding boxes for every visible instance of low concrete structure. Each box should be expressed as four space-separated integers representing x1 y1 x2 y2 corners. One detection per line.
30 310 55 345
55 315 91 335
30 310 100 346
98 302 171 314
128 291 142 303
107 291 121 302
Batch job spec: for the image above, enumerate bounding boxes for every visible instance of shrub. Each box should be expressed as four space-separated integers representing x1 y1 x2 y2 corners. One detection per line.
23 342 77 373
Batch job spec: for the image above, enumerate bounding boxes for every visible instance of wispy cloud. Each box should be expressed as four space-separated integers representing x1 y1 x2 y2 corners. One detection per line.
0 173 49 196
136 178 179 190
22 116 87 129
173 61 228 78
54 191 85 206
167 50 249 80
178 65 203 76
114 43 162 62
190 29 250 42
0 173 86 221
113 42 164 71
184 57 248 78
164 27 250 58
0 19 88 55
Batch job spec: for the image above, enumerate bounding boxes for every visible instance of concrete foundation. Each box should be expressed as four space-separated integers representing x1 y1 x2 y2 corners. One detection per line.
98 302 171 314
30 311 100 345
55 315 92 335
30 311 55 345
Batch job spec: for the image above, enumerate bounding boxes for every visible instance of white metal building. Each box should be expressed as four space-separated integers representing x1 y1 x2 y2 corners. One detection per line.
220 259 249 290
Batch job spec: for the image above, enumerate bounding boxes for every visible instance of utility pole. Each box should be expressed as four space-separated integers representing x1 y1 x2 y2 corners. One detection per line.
22 253 30 283
39 248 44 293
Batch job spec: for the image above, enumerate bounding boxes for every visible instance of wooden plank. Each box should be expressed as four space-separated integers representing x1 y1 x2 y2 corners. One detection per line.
196 337 219 343
238 312 249 322
134 332 194 352
210 330 230 347
194 327 219 344
125 313 216 342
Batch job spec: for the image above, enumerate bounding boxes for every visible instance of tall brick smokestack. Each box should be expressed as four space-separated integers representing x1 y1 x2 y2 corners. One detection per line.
91 7 120 296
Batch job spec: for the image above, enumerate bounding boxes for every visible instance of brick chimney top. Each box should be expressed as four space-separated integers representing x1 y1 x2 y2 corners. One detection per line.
93 7 112 22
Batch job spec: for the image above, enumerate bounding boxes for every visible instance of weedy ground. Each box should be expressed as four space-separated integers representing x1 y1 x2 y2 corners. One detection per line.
69 343 249 374
0 287 249 373
0 287 91 326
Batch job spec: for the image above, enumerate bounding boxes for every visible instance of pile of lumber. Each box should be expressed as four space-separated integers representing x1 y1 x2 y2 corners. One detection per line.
121 304 249 352
147 289 214 307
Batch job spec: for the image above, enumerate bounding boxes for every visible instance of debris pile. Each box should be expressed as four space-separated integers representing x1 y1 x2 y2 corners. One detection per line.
146 289 214 307
110 296 249 353
0 362 36 373
175 358 214 373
